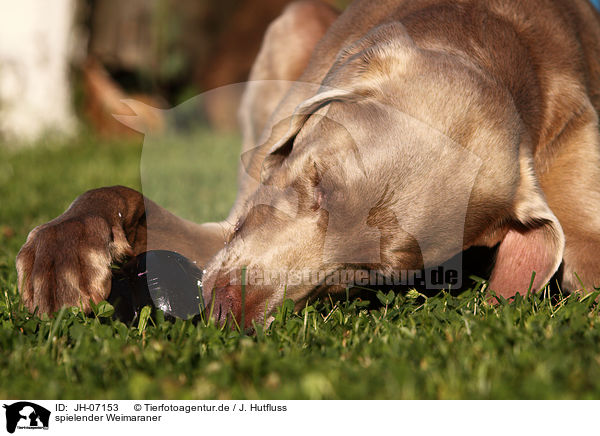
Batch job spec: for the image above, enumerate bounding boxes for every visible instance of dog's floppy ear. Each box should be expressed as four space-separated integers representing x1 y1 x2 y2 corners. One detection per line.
489 150 565 298
267 88 357 155
268 21 417 156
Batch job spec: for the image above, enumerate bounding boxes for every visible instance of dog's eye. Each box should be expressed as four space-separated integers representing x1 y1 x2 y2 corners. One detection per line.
226 218 243 243
233 219 242 234
310 162 325 211
311 187 324 211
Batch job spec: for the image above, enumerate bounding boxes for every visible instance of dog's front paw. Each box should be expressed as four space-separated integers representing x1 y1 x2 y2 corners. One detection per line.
16 215 131 315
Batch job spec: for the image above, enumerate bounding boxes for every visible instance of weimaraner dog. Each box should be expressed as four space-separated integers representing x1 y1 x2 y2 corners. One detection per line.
17 0 600 327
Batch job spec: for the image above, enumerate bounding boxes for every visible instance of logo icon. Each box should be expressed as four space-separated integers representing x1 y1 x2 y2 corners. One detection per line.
2 402 50 433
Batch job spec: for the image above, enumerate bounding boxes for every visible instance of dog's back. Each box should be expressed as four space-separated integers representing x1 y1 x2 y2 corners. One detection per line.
300 0 600 150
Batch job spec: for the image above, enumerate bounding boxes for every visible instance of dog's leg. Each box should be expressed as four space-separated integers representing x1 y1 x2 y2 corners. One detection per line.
539 107 600 293
232 1 339 219
16 186 227 314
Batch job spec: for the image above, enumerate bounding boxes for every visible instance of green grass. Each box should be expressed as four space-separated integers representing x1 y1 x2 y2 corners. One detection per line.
2 131 600 399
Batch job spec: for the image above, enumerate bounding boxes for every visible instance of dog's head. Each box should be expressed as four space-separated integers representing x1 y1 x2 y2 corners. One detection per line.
202 22 564 327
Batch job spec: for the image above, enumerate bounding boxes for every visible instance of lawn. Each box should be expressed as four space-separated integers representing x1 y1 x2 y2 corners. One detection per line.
1 130 600 399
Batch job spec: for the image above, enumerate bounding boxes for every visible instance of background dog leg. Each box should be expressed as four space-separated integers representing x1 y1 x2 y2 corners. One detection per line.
232 1 339 220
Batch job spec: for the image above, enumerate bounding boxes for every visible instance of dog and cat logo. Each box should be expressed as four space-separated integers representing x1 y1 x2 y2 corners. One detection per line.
2 402 50 433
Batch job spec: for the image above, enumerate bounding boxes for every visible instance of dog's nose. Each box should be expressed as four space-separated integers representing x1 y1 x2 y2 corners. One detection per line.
202 274 242 326
202 268 274 329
